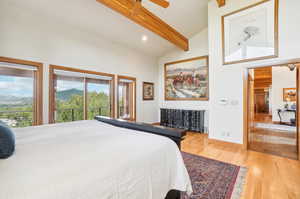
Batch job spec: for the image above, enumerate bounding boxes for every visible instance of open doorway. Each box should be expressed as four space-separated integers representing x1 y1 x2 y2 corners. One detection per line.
247 65 298 159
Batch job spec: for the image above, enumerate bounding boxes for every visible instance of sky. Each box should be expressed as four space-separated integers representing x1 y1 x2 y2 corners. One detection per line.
56 80 110 94
0 76 110 98
0 75 34 97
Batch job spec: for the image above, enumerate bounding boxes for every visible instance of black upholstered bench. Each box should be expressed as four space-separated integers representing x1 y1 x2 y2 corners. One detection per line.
95 116 187 149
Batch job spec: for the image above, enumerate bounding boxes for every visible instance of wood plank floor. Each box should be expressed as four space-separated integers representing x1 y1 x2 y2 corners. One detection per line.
249 127 297 160
181 132 300 199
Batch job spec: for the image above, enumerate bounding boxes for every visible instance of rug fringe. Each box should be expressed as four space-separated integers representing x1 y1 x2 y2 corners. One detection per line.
231 167 247 199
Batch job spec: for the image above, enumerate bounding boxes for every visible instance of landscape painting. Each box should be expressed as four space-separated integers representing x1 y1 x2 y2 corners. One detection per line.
164 56 209 101
283 88 296 102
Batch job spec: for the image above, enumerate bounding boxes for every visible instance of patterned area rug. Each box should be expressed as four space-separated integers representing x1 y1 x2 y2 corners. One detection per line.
181 152 247 199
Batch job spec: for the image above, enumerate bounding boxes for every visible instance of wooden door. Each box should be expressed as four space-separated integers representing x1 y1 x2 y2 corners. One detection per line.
249 76 255 129
297 66 300 160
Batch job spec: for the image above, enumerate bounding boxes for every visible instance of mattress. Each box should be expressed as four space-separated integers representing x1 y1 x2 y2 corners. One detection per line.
0 120 192 199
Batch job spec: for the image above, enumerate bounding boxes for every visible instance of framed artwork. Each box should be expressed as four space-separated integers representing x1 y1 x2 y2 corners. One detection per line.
283 88 296 102
222 0 278 65
143 82 154 100
164 56 209 101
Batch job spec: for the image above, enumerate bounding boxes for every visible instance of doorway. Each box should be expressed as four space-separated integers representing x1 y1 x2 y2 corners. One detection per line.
117 75 136 121
246 65 299 160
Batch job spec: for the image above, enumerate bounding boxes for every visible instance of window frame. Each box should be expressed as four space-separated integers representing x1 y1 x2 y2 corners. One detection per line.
117 75 136 121
0 56 43 126
49 65 115 123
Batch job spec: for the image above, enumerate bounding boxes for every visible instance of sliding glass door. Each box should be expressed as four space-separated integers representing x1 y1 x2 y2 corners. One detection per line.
49 65 114 123
117 76 136 121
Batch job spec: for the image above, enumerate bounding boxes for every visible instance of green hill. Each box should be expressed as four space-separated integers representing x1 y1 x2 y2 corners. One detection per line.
56 89 83 101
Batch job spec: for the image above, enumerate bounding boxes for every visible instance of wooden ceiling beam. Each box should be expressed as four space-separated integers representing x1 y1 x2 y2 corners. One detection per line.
96 0 189 51
216 0 226 7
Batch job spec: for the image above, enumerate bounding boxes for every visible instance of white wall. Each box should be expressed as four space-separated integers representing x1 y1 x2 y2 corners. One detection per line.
158 29 209 130
208 0 300 144
271 67 296 122
0 3 159 124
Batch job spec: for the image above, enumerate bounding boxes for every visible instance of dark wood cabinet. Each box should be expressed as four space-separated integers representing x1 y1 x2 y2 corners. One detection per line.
161 108 206 133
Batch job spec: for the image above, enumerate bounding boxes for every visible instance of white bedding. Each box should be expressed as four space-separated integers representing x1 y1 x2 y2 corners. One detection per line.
0 120 192 199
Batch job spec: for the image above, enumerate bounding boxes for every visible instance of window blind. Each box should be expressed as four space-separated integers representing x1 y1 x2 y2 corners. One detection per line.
0 62 37 71
119 79 134 83
0 62 36 78
54 69 112 81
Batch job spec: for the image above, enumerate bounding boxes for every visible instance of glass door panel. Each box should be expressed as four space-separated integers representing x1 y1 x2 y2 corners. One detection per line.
117 77 136 121
87 79 111 119
118 82 130 119
54 75 84 123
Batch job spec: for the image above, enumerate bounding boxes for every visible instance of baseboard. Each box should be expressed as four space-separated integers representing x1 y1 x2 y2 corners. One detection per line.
207 138 245 150
151 122 160 125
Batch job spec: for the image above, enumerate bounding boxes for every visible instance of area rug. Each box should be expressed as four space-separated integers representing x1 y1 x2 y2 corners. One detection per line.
181 152 247 199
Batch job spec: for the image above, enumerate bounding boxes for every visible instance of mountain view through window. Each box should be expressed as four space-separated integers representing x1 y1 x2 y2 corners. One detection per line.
54 74 111 123
0 72 34 127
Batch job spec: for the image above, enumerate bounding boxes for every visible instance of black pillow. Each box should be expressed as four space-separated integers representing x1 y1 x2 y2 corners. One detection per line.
0 122 15 159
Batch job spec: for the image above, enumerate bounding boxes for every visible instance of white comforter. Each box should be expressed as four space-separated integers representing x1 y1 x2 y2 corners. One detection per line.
0 120 192 199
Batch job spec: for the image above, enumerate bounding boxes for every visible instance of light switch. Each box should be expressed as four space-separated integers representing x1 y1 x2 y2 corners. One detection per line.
219 98 228 105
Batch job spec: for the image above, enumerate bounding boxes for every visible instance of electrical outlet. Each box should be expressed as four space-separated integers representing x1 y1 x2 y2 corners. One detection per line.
221 131 231 137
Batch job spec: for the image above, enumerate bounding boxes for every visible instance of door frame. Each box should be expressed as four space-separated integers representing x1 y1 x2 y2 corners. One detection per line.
243 60 300 160
116 75 137 121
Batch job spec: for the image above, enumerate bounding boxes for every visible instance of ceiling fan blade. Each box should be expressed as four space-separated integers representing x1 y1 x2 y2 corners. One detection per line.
149 0 169 8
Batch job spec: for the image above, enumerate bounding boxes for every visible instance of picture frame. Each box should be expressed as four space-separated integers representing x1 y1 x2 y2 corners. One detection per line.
164 56 209 101
222 0 279 65
283 88 296 102
143 82 154 100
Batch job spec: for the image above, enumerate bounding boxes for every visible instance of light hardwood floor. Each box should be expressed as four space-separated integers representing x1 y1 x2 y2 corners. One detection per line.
181 132 300 199
249 127 297 160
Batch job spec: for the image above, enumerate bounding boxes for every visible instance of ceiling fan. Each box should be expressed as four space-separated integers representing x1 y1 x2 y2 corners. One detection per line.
132 0 169 15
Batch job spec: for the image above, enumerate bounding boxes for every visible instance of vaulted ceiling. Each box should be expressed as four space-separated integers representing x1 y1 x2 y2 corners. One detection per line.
1 0 208 57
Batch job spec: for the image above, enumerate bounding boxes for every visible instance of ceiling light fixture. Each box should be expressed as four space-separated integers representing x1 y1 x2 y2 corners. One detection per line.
287 64 296 71
142 35 148 42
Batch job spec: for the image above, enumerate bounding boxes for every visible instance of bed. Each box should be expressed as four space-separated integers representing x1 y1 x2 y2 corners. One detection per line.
0 120 192 199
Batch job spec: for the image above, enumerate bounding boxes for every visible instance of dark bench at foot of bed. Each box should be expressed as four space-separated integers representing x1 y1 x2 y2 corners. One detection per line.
95 116 187 149
95 116 184 199
165 190 181 199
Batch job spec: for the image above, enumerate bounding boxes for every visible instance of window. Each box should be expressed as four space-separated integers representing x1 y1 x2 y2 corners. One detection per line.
117 75 136 121
49 65 114 123
0 57 43 127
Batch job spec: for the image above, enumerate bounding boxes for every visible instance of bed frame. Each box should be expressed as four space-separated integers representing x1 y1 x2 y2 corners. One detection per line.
95 116 186 199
